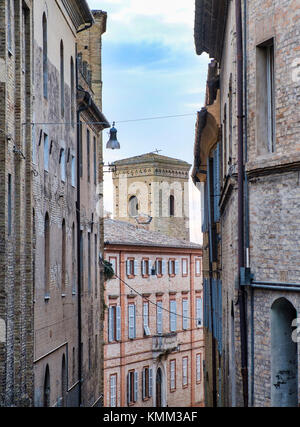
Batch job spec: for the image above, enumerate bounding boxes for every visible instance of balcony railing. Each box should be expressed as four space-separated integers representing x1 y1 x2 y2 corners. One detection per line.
152 333 178 356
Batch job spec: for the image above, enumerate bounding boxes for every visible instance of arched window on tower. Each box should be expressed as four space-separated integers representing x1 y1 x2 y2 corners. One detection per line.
43 365 50 407
129 196 139 217
169 195 175 217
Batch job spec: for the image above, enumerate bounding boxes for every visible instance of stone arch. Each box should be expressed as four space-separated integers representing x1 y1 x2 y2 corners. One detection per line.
271 297 298 407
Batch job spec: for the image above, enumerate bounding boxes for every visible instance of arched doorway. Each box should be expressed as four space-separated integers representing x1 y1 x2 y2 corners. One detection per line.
156 368 162 407
61 354 67 407
271 298 298 407
43 365 50 407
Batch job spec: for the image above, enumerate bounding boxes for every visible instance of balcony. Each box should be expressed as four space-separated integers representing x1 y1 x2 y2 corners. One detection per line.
152 333 179 357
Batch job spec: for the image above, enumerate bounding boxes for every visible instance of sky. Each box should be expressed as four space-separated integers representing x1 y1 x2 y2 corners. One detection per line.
87 0 209 243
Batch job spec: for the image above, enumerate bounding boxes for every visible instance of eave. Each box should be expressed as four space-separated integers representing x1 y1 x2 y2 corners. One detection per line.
194 0 229 61
61 0 94 32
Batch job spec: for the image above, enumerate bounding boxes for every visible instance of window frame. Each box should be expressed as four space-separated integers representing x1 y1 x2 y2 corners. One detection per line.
195 258 201 277
156 258 163 278
182 258 188 277
141 258 150 278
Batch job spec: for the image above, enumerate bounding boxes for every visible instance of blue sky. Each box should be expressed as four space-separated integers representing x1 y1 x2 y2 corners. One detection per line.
87 0 209 242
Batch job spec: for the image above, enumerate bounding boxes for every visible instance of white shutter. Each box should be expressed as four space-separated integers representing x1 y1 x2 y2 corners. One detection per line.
170 361 175 389
170 301 177 332
162 260 166 275
182 300 189 330
157 302 163 334
149 368 153 397
116 306 121 341
142 260 145 276
126 260 130 277
108 306 114 342
134 371 138 402
129 304 136 339
149 260 152 274
168 260 172 275
183 259 188 275
197 298 203 327
110 375 116 407
134 260 138 276
196 354 201 382
183 358 188 386
143 302 148 328
175 260 179 275
142 369 146 400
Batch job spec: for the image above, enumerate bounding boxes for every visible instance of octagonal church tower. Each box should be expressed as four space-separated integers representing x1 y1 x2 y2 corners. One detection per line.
112 153 191 241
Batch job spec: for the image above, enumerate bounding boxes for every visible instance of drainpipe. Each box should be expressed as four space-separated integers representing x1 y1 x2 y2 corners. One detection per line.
76 46 92 406
235 0 248 407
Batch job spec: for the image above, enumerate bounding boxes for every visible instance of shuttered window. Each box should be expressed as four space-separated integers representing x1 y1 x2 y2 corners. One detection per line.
182 299 189 330
196 297 203 327
142 367 152 400
196 354 201 383
110 375 117 407
170 300 177 332
143 302 150 336
127 371 138 404
128 304 136 339
182 357 188 387
109 306 121 342
157 301 163 334
170 360 176 390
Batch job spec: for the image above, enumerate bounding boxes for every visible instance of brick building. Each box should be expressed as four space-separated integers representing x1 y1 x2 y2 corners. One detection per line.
103 219 204 407
193 0 300 407
0 0 109 407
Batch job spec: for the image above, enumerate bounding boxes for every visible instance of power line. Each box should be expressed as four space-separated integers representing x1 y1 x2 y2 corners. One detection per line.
102 259 202 322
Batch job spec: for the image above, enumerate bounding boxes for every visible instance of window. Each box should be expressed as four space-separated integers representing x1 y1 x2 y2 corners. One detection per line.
110 374 117 407
109 257 117 277
126 258 138 278
170 360 176 391
108 305 121 342
80 231 84 293
88 232 91 294
169 195 175 217
60 148 65 182
156 259 162 277
127 371 138 405
143 301 150 336
156 301 163 334
195 259 201 277
8 174 12 236
141 259 150 278
129 196 139 217
70 57 74 125
182 357 188 387
169 259 179 276
256 39 275 154
128 304 136 339
61 220 66 296
44 213 50 299
182 299 189 330
182 259 188 277
170 300 177 332
196 354 202 384
42 13 48 98
87 129 90 182
60 40 64 117
7 0 12 53
196 297 203 327
71 155 76 187
44 134 49 171
93 136 97 185
142 367 153 400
